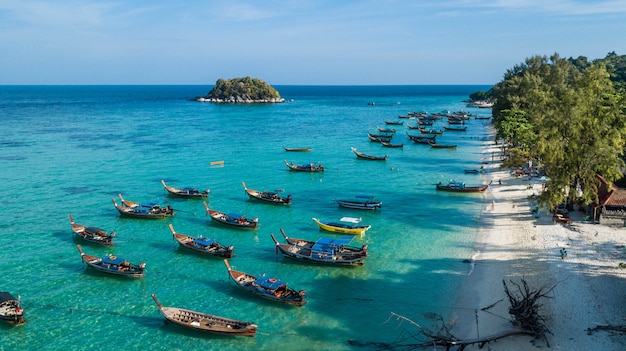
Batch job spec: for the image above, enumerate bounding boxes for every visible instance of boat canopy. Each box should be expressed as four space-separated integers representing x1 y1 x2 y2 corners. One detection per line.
448 181 466 189
340 217 362 223
0 292 17 304
312 236 354 252
194 237 215 246
255 276 285 289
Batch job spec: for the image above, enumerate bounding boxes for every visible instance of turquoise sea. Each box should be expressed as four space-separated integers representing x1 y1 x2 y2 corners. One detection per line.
0 85 494 350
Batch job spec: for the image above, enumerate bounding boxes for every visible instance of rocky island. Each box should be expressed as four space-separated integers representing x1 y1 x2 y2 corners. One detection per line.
196 76 285 103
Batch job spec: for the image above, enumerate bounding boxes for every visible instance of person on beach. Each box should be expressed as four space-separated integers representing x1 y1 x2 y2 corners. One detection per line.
560 248 567 259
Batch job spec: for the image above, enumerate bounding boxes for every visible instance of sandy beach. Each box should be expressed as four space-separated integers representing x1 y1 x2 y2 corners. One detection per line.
451 130 626 350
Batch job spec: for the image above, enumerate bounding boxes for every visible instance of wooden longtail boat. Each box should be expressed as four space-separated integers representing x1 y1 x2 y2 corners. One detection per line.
283 146 311 152
335 195 382 210
443 125 467 131
0 292 26 326
464 168 484 174
223 259 307 306
203 201 258 229
68 214 115 245
312 217 371 235
418 119 435 125
283 160 325 172
241 182 292 205
418 127 443 135
113 194 174 218
428 141 457 149
406 133 436 144
380 141 403 148
436 180 492 193
376 126 396 133
384 120 404 125
367 133 393 143
270 229 367 266
169 224 234 258
161 180 209 198
76 244 146 277
151 294 257 337
351 147 387 161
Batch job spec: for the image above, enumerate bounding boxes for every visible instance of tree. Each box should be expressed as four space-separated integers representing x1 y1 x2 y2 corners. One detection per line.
493 54 626 208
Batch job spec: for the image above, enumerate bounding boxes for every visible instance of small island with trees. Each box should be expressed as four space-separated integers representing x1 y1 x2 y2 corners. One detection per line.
196 76 285 103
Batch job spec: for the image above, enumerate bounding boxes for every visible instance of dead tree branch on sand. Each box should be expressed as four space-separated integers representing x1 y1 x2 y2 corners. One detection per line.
348 278 556 350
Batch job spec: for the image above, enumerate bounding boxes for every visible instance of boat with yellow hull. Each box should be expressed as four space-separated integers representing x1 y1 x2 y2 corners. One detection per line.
311 217 370 235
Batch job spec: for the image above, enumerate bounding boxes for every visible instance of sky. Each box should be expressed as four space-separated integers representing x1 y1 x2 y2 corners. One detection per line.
0 0 625 85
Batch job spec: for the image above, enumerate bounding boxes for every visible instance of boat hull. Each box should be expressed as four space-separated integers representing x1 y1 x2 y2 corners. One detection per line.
312 218 370 235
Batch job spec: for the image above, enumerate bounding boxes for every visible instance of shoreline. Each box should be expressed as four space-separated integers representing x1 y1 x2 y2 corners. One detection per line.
450 127 626 350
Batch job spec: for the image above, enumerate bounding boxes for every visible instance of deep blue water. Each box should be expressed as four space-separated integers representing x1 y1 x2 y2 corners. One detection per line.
0 85 494 350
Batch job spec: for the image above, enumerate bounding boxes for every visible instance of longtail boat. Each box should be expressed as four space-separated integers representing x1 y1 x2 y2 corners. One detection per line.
169 224 234 258
443 125 467 131
151 294 257 337
270 229 367 266
76 245 146 277
428 141 457 149
436 180 492 193
242 182 292 205
407 133 436 144
113 194 174 219
312 217 371 235
0 292 26 326
376 126 396 133
284 160 325 172
161 180 209 198
367 133 393 143
351 147 387 161
223 259 306 306
335 195 382 210
68 214 115 245
283 146 311 152
203 202 258 229
380 141 403 148
384 120 404 125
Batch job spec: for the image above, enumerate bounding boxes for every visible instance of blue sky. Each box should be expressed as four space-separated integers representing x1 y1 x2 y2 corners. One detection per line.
1 0 624 85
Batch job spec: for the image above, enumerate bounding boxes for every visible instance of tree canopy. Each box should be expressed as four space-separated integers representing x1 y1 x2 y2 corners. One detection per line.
491 52 626 207
205 76 282 102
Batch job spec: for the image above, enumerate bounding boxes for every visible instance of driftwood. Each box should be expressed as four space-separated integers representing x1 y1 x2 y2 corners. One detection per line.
349 278 556 350
586 324 626 335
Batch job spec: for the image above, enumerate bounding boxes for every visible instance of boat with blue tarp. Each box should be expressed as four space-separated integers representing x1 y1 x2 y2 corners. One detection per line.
223 260 306 306
169 224 234 258
112 194 174 218
270 229 367 266
203 202 258 229
436 180 492 193
161 180 209 198
76 245 146 277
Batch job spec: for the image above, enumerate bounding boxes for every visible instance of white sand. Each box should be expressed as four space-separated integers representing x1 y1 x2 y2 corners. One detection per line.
450 133 626 350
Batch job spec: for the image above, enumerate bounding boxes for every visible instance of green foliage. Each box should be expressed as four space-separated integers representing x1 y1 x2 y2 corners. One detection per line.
495 109 536 151
206 76 281 101
469 89 493 102
493 53 626 208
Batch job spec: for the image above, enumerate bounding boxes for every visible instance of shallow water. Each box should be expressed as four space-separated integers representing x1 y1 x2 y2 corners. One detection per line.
0 85 493 350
